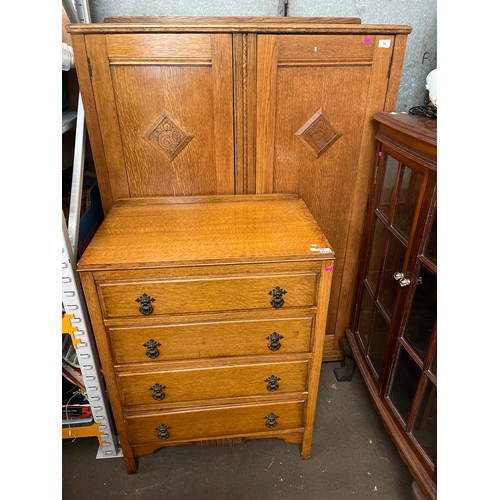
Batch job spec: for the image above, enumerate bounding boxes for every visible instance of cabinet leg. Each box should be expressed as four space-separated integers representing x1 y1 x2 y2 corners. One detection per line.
300 443 311 460
124 452 139 474
334 337 356 382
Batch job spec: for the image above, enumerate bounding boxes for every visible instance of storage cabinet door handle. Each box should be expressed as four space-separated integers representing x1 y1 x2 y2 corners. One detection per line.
266 332 284 351
156 423 170 439
269 286 287 308
265 375 281 392
136 293 156 315
264 413 279 428
393 272 411 287
143 339 161 359
150 383 166 401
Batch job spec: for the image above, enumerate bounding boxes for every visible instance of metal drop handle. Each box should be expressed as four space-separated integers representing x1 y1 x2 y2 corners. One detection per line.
265 375 281 392
136 293 156 315
143 339 161 359
269 286 287 308
266 332 284 352
394 272 411 287
156 423 170 440
264 413 279 428
150 383 166 401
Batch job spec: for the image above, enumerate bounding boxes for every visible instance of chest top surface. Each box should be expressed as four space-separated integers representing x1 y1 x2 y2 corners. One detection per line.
76 194 334 271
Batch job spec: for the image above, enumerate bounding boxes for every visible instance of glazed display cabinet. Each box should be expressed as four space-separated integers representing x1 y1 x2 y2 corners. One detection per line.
345 112 437 499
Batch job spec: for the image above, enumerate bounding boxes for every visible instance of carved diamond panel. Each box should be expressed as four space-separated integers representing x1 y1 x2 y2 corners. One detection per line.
145 112 193 161
295 109 341 159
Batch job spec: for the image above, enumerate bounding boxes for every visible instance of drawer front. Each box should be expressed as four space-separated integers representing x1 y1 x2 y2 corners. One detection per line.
98 273 317 319
118 360 309 407
127 400 305 445
109 317 313 364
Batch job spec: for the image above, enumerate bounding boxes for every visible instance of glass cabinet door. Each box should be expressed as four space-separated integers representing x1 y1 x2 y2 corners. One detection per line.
351 143 437 471
386 201 437 469
351 150 424 381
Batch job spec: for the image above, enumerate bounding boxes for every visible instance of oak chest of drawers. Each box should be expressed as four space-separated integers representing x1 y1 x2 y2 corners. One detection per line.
77 194 334 473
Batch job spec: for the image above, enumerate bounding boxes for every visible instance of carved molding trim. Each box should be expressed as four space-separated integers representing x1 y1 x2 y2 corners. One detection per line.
144 111 193 161
197 437 244 446
295 108 342 158
242 34 248 189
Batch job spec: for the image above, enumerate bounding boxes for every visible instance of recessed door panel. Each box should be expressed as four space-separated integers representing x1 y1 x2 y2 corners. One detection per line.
393 166 423 239
402 266 436 360
387 347 421 424
86 33 235 206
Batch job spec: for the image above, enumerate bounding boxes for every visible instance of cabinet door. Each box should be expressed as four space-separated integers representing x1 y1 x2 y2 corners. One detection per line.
84 33 235 211
254 34 400 357
353 154 424 377
352 148 437 473
385 197 437 473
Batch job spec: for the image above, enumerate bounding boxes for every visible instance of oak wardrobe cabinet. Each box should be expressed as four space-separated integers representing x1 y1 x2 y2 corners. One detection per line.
67 17 412 361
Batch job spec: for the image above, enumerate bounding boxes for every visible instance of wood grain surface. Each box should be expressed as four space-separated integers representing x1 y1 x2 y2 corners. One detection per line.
108 316 313 364
97 273 318 318
77 195 333 270
126 400 305 445
118 360 309 407
78 195 334 473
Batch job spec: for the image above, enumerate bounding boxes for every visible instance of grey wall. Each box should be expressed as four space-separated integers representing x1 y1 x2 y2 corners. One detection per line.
88 0 437 110
88 1 281 19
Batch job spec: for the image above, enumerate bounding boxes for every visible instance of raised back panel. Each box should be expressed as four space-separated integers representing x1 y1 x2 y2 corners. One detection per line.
68 19 410 361
85 33 235 210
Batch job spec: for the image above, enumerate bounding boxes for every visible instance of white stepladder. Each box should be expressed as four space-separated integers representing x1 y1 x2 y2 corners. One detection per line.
61 0 121 459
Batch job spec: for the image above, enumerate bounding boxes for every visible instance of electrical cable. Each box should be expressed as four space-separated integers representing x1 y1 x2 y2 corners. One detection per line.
409 105 437 119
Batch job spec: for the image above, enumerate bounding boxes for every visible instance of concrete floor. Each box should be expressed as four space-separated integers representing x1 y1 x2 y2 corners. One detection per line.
62 362 414 499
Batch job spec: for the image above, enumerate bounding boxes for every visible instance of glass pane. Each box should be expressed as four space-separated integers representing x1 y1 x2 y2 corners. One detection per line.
431 351 437 375
393 166 423 239
412 380 437 463
357 286 374 352
403 266 437 360
368 308 390 375
378 154 399 218
388 348 421 424
366 217 387 289
424 210 437 264
378 233 407 316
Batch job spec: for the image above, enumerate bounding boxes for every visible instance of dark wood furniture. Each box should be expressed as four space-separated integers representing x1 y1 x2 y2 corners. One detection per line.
345 112 437 499
77 194 334 473
67 17 411 362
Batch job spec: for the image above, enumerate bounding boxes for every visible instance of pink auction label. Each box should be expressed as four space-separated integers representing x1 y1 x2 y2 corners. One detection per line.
363 37 372 43
325 266 333 272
